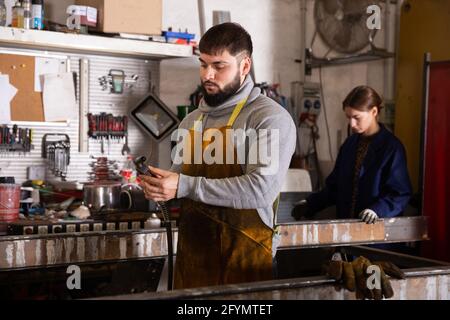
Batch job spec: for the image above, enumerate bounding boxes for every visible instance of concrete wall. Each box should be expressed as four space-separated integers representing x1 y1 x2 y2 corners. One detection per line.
160 0 397 172
2 0 398 172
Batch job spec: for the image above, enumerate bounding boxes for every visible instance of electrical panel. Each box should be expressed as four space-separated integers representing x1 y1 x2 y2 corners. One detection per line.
300 82 322 120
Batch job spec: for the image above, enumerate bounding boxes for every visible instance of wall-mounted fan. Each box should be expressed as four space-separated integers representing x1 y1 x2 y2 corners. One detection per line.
314 0 380 54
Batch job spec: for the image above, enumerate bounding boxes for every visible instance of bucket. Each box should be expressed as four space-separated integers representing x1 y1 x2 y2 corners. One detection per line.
0 184 21 222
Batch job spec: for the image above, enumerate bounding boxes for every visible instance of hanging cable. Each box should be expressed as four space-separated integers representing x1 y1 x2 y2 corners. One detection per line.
318 66 335 162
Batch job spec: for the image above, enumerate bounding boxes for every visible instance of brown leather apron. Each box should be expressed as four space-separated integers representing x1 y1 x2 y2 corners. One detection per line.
174 98 275 289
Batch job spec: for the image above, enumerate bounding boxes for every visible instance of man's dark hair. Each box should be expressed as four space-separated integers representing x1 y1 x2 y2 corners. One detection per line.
199 22 253 57
342 85 383 112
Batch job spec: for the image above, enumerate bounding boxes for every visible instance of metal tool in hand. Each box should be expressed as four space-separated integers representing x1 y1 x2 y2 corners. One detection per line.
134 156 173 290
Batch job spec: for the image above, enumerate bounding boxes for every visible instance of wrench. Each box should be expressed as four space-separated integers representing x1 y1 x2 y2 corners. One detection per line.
121 116 130 155
121 134 130 155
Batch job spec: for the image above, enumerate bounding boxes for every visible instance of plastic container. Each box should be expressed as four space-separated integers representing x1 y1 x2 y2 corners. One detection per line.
12 1 24 28
31 0 44 30
0 184 21 222
120 155 137 184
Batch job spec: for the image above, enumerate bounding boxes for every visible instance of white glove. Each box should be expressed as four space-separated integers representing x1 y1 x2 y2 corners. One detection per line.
358 209 378 224
294 199 307 206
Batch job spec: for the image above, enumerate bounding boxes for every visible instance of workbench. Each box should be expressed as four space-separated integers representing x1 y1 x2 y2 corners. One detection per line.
1 216 448 300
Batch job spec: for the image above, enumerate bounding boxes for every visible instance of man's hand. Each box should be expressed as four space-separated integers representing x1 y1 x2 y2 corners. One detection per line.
291 199 309 220
139 166 179 202
323 256 405 300
359 209 378 224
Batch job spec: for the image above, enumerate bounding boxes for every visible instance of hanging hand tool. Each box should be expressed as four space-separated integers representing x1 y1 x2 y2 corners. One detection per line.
0 125 34 155
88 113 128 154
121 116 131 155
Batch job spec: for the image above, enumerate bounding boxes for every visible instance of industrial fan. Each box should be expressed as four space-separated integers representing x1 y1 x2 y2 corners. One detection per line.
314 0 380 54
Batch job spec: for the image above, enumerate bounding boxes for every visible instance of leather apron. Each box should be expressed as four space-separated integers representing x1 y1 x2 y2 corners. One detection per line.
174 98 275 289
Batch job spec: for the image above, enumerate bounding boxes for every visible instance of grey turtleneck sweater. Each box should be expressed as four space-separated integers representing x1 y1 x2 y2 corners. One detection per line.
171 76 296 251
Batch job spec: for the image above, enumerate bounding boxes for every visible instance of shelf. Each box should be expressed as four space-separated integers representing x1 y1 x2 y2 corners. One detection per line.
0 27 193 60
11 120 70 127
311 48 395 68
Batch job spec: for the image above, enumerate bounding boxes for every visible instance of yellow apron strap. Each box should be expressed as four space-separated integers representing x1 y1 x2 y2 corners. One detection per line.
272 193 280 234
272 193 280 217
227 97 248 127
191 114 204 131
190 97 249 131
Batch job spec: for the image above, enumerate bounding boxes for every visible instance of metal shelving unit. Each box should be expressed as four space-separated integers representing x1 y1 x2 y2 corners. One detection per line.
311 47 395 68
0 27 193 59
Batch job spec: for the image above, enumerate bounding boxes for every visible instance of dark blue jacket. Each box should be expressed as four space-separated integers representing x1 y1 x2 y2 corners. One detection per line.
307 124 412 218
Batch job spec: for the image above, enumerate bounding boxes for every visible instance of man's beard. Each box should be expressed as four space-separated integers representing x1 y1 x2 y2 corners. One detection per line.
201 73 241 107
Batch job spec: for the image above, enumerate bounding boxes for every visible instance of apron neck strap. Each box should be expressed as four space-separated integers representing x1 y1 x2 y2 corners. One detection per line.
227 97 248 127
191 97 249 131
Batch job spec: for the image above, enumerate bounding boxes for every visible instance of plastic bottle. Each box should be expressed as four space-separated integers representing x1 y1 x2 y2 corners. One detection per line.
22 0 31 29
0 0 6 27
120 155 137 184
13 1 23 28
31 0 43 30
11 1 19 27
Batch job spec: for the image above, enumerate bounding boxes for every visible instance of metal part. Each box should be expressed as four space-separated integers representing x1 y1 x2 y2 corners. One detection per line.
212 11 231 26
41 134 71 180
299 0 307 83
0 229 175 270
419 52 431 212
341 246 449 269
121 134 130 155
82 181 122 213
101 265 450 300
0 217 429 270
311 48 395 68
278 216 428 249
121 116 130 155
197 0 206 37
79 58 89 153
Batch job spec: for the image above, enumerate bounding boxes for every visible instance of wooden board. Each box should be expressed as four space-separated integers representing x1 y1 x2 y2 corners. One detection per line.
0 53 45 121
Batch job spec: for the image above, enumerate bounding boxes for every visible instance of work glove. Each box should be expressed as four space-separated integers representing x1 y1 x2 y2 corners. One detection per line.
359 209 378 224
323 255 405 300
291 199 309 220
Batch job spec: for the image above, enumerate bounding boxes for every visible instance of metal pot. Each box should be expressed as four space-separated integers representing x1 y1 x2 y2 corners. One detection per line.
83 181 121 213
120 185 149 211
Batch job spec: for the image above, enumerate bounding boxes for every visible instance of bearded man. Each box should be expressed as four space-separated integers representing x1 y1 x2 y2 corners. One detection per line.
139 22 296 289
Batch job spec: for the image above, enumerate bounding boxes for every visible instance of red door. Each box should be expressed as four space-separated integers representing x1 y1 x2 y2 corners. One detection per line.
422 60 450 262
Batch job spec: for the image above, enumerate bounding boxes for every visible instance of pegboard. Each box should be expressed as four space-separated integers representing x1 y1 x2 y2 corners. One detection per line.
0 47 161 184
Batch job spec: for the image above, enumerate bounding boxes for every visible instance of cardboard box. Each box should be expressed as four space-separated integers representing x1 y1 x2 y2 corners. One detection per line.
66 5 98 27
75 0 162 35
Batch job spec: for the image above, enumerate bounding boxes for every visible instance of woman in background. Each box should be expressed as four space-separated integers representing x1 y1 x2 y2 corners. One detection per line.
292 85 412 223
